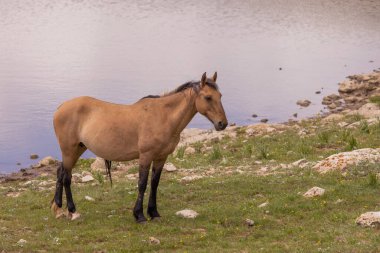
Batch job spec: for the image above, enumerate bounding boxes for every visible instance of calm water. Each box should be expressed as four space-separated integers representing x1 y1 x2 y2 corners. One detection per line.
1 0 380 173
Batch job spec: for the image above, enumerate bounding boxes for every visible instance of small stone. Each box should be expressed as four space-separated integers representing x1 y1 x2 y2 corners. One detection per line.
30 154 39 159
149 237 160 245
81 174 94 183
258 202 268 208
185 146 196 155
176 209 199 218
17 239 27 246
303 187 325 198
16 162 21 166
252 114 258 118
356 212 380 227
260 118 268 123
6 192 20 198
293 113 298 118
229 123 236 126
292 159 309 168
245 219 254 227
180 175 203 182
85 196 95 202
315 91 321 94
164 163 177 172
296 100 311 107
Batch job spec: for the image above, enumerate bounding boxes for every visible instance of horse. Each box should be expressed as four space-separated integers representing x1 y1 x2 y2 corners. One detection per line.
51 72 228 223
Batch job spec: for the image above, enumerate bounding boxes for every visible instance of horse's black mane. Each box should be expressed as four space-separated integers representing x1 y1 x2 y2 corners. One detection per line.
141 80 218 100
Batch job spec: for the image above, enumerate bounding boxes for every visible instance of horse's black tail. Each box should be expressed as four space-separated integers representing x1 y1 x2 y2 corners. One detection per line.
104 159 113 187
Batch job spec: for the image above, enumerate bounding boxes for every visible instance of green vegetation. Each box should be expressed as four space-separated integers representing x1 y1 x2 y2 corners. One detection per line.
369 95 380 107
1 117 380 252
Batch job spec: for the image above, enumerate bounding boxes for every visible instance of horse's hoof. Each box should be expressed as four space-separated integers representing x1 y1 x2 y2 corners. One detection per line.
136 216 148 224
51 202 65 219
67 212 81 221
150 216 161 222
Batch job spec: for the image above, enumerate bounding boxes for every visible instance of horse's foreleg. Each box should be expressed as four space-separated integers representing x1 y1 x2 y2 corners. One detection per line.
147 159 166 220
51 163 65 218
133 162 151 223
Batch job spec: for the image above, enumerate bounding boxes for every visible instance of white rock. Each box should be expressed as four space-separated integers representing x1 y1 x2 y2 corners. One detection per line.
292 159 309 168
258 202 269 208
81 174 94 183
85 195 95 202
164 163 177 172
303 187 325 198
245 219 254 226
356 211 380 227
313 148 380 173
180 175 203 182
6 192 20 198
185 146 196 155
17 239 27 246
91 157 105 171
149 237 160 244
176 209 199 218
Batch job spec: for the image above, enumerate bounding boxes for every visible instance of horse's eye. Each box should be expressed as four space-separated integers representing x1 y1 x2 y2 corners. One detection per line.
205 96 212 102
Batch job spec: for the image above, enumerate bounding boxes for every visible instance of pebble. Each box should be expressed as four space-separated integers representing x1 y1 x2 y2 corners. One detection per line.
245 219 254 227
81 174 94 183
85 196 95 202
260 118 269 123
149 237 160 244
17 239 27 246
176 209 199 218
258 202 269 208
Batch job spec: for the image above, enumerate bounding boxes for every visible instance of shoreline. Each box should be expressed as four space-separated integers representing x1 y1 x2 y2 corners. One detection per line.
1 68 379 182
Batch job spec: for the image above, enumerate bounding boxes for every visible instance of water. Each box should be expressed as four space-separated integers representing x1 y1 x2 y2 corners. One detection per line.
1 0 379 173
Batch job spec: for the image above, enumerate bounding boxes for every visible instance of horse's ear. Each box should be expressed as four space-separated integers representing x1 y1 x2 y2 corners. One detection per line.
212 72 217 82
200 72 207 88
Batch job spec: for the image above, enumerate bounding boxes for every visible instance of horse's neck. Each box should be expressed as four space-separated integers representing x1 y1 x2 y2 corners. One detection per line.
165 89 197 137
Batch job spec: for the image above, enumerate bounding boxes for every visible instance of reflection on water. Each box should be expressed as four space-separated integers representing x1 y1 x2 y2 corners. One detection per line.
0 0 380 172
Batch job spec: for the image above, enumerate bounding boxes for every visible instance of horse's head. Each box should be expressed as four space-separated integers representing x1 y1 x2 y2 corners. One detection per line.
195 72 228 131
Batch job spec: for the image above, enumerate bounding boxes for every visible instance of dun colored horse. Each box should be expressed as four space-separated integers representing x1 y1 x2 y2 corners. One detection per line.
51 72 228 222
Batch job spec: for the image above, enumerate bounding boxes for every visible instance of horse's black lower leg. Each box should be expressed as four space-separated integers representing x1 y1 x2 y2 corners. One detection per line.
147 163 164 219
133 164 150 223
53 163 64 207
63 170 76 213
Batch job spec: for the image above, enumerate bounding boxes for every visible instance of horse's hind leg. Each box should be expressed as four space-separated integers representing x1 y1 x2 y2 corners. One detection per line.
52 144 86 220
147 159 166 220
133 156 152 223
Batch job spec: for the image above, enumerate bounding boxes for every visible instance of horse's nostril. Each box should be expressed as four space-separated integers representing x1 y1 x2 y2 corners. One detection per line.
218 121 223 128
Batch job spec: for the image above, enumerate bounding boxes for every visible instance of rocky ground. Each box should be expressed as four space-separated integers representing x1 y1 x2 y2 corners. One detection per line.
1 70 380 252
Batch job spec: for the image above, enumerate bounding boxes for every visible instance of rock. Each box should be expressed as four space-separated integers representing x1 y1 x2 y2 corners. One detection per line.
356 212 380 227
292 159 309 168
17 239 27 246
348 103 380 118
185 146 196 155
313 148 380 173
315 91 321 94
36 156 58 167
303 187 325 198
81 174 94 183
91 157 105 171
322 114 344 122
260 118 268 123
293 113 298 118
85 196 95 202
258 202 268 208
322 94 341 105
252 114 258 118
180 175 203 182
176 209 199 218
6 192 20 198
149 237 160 245
30 154 39 159
164 163 177 172
296 100 311 107
245 219 254 227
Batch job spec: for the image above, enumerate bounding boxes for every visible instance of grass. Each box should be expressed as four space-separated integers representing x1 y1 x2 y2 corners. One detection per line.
369 96 380 107
2 117 380 252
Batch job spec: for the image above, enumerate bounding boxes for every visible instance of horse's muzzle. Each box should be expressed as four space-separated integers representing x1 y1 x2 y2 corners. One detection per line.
214 121 228 131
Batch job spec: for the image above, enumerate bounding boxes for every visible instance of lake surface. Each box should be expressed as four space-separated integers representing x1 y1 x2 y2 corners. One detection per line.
1 0 380 173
